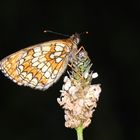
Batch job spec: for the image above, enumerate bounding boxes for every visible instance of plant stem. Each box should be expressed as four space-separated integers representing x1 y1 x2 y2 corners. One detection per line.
76 125 84 140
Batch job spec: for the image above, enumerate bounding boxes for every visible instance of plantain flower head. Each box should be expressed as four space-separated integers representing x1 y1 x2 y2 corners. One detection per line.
57 47 101 129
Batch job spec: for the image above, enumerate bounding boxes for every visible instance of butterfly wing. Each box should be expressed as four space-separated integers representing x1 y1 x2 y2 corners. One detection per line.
0 39 72 90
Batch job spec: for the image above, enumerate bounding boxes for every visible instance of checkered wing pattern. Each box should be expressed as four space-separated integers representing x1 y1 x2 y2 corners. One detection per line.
0 35 79 90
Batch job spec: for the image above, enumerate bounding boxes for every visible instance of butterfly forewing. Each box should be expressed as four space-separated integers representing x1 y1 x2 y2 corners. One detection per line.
0 37 77 90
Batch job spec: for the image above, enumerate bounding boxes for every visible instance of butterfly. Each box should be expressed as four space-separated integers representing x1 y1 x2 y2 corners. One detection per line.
0 33 80 90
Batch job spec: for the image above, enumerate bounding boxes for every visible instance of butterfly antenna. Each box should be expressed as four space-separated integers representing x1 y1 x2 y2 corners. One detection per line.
43 30 70 37
79 31 89 36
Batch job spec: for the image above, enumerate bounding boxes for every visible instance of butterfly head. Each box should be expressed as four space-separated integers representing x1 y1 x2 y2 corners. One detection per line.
70 33 80 45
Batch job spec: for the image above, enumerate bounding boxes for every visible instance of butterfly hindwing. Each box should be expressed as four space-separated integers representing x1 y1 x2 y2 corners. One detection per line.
0 33 80 90
0 40 70 90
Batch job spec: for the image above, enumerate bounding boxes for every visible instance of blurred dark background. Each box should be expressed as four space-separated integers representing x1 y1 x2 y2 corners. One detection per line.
0 0 140 140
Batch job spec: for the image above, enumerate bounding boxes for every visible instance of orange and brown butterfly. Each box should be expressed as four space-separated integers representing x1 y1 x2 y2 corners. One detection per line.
0 32 80 90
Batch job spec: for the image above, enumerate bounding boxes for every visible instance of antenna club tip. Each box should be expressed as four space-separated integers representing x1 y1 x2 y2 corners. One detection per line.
43 30 46 33
43 30 48 33
80 31 89 36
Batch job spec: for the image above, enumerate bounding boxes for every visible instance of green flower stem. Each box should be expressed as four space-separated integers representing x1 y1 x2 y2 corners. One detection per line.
76 125 84 140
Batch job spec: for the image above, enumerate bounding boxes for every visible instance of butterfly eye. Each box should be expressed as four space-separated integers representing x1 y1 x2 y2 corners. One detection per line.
70 33 80 45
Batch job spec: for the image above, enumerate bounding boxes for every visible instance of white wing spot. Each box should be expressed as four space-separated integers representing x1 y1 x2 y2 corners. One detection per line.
17 82 22 86
21 72 27 78
51 73 56 79
13 79 17 83
39 57 46 62
55 45 64 51
37 62 45 69
19 59 24 65
54 52 61 57
42 65 48 72
44 71 51 78
50 54 54 59
36 85 44 90
32 61 40 67
32 57 38 63
56 57 62 63
56 43 65 48
30 78 38 85
28 83 35 88
18 65 24 72
53 70 58 75
34 47 41 53
33 52 42 57
26 73 33 81
22 52 27 58
46 62 51 67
